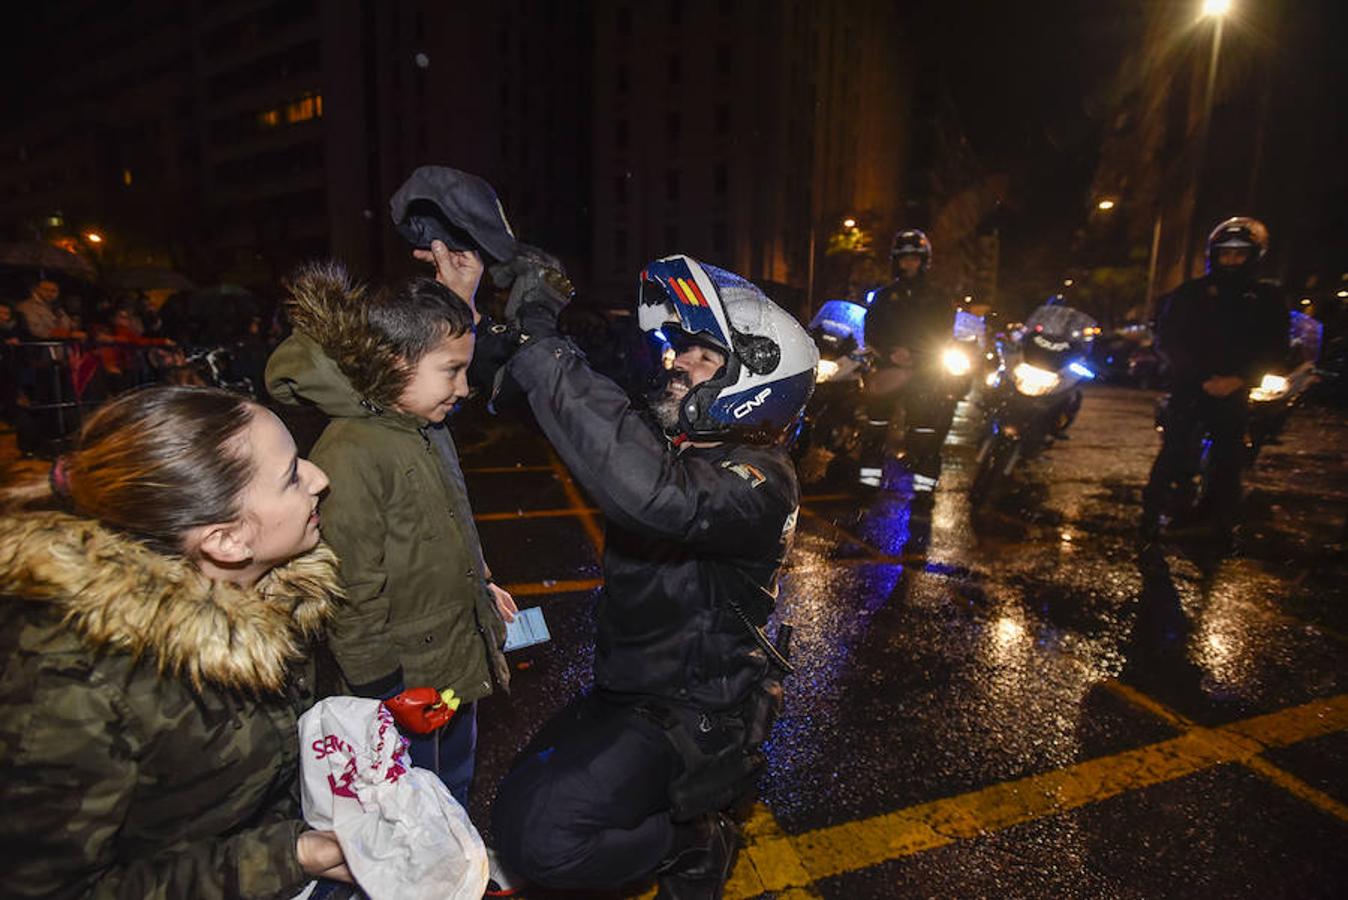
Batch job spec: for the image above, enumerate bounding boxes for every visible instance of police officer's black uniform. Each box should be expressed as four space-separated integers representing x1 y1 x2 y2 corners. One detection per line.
1142 272 1287 537
861 271 959 494
490 333 799 892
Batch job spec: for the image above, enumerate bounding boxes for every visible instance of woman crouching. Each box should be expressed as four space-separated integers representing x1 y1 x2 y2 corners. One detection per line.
0 386 351 898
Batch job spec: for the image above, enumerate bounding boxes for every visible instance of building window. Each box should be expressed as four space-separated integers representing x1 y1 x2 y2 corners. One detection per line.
666 169 680 201
255 93 323 130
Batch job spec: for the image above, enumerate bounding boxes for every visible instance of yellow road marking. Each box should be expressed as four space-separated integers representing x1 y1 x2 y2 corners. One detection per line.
502 578 603 597
1105 680 1348 823
549 453 606 555
476 506 599 522
473 495 851 523
796 506 905 564
714 693 1348 897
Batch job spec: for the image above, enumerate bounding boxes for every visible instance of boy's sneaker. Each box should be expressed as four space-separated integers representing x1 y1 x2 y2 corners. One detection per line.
485 846 523 897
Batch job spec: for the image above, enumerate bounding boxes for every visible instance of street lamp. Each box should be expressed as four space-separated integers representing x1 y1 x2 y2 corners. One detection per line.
1184 0 1232 276
842 217 857 229
85 232 104 244
1096 199 1116 211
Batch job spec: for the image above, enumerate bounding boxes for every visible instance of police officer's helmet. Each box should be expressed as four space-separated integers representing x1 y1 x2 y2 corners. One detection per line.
1206 216 1269 277
890 228 933 274
637 255 819 444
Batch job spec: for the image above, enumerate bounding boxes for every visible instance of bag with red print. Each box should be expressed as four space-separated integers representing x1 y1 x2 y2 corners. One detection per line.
297 696 488 899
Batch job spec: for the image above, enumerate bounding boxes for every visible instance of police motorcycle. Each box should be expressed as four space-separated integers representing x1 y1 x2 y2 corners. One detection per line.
1155 308 1325 527
970 303 1098 509
790 296 874 484
1245 309 1322 460
792 293 982 487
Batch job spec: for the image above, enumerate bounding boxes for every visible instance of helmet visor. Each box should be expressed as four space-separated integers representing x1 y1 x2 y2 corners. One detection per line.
637 257 732 352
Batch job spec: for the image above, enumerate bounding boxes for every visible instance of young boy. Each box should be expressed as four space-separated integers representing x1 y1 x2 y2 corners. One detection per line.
266 244 515 805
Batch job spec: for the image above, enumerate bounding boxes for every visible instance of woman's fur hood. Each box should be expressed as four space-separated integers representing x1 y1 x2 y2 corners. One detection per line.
0 511 341 693
272 261 407 414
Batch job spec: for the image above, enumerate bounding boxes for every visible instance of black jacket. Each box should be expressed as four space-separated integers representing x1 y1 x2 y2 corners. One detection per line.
507 337 799 712
1155 275 1288 389
865 276 955 361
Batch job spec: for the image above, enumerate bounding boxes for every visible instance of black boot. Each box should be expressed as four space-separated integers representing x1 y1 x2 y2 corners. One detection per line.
655 813 741 900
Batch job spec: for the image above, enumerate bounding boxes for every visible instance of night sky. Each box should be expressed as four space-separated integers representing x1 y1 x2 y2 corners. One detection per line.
1 1 1342 294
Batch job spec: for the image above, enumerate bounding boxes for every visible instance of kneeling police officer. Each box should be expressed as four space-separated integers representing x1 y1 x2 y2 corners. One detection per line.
487 254 817 898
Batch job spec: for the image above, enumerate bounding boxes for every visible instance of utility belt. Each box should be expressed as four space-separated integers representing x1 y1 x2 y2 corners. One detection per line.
632 617 794 822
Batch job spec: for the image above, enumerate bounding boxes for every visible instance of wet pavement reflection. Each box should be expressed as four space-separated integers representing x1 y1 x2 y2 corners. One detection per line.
453 384 1345 897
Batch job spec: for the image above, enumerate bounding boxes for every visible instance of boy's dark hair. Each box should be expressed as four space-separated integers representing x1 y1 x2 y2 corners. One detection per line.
368 276 475 368
284 261 477 412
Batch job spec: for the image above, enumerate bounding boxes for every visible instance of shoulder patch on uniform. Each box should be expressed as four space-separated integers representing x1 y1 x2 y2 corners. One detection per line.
720 460 767 488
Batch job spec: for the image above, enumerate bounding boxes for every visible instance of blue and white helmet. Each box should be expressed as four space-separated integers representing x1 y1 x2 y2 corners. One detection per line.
637 255 818 443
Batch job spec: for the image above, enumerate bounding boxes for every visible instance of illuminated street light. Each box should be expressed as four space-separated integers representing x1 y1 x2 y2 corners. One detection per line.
842 217 857 229
1202 0 1232 17
1063 278 1074 287
85 232 104 243
1337 290 1348 298
1096 199 1116 211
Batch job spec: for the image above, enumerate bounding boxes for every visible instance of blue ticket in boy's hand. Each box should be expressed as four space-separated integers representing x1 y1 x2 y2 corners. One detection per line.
503 606 551 652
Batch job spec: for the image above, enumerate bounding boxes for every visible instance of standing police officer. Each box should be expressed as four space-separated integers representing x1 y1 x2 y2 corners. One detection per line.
487 254 817 899
1141 217 1288 550
859 228 959 505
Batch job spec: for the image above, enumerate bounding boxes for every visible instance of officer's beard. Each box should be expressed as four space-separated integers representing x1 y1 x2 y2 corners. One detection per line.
650 368 693 432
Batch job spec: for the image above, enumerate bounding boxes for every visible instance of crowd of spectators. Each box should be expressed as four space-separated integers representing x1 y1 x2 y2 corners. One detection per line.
1 277 282 456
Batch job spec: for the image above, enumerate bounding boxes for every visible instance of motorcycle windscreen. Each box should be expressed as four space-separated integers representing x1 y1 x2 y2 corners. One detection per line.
1025 305 1098 342
1289 310 1322 364
953 308 986 343
807 299 868 350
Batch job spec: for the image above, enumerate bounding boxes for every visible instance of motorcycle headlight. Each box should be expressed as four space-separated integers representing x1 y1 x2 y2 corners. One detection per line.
1011 362 1061 397
942 346 972 377
1248 373 1289 402
815 359 840 383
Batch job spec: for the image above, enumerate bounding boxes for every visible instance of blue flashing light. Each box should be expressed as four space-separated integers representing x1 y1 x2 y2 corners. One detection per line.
864 289 877 306
653 329 668 343
1069 361 1095 380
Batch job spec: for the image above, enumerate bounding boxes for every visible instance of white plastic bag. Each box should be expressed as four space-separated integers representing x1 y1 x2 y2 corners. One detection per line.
297 696 488 900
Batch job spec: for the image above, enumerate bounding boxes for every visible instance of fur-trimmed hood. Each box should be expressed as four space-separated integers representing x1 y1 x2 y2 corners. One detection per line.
266 261 408 418
0 511 341 693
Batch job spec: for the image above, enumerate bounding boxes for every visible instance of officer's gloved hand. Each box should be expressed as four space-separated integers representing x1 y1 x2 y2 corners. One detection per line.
490 243 574 342
383 686 461 735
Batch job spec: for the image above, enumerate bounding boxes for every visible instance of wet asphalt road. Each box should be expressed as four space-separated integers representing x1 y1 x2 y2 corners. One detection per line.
449 383 1346 899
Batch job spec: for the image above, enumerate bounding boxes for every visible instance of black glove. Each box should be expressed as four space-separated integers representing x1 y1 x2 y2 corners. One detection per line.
489 243 574 341
468 316 520 393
